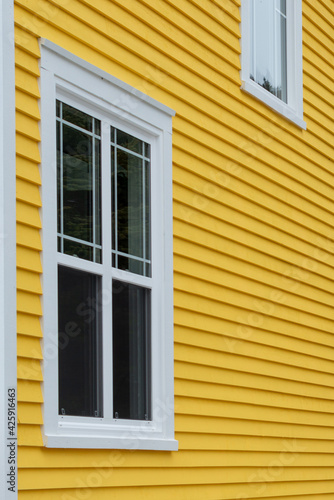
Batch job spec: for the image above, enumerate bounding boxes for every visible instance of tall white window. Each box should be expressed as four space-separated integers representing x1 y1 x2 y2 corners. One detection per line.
41 41 177 450
241 0 306 129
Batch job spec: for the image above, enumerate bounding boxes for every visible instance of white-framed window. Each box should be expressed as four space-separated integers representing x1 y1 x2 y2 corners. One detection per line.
240 0 306 129
40 40 177 451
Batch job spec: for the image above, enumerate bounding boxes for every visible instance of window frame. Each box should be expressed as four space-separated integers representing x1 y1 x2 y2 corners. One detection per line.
41 40 177 451
240 0 306 129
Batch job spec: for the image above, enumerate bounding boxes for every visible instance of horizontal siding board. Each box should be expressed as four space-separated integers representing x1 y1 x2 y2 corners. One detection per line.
17 223 42 250
17 247 42 274
17 357 43 382
16 200 42 228
173 211 334 291
16 446 334 469
14 25 40 56
18 380 43 404
15 46 40 75
17 312 42 337
18 402 43 425
16 178 41 206
18 424 44 447
174 341 334 389
174 360 334 403
17 269 42 294
17 334 42 359
16 466 334 490
16 89 41 120
173 239 334 309
16 157 41 185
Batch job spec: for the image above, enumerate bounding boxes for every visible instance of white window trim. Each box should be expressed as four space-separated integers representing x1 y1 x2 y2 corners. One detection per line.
240 0 306 129
0 0 17 497
40 40 177 451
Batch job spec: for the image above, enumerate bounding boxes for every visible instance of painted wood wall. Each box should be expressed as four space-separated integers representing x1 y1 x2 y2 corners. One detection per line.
14 0 334 498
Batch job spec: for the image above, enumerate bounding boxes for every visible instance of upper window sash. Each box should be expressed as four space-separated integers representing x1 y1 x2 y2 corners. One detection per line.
240 0 306 129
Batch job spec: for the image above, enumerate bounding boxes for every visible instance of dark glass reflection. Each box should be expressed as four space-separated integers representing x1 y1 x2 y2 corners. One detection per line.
112 280 151 421
58 266 103 417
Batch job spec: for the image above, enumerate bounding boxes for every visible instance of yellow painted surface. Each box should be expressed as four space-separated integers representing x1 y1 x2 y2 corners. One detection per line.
14 0 334 498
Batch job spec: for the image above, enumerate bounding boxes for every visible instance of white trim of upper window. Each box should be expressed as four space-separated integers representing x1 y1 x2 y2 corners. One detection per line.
40 40 177 451
240 0 306 129
0 0 17 497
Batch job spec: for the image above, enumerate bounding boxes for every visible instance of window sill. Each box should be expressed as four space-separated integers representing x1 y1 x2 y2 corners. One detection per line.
241 79 306 130
44 433 178 451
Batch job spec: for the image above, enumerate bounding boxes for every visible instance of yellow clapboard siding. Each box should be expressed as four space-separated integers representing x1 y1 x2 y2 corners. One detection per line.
173 147 334 229
15 111 40 142
303 2 334 41
18 402 43 425
17 223 42 250
17 246 42 274
15 46 40 76
17 357 43 382
174 149 334 233
17 312 42 337
15 66 40 98
173 164 334 250
17 290 42 316
14 25 40 56
175 341 334 390
174 323 334 378
16 178 41 206
16 0 241 87
17 465 334 490
13 0 334 498
16 133 40 163
173 216 334 296
16 444 334 469
174 358 334 403
18 380 43 404
174 260 334 323
16 201 41 228
81 0 240 61
175 379 334 415
173 132 334 216
16 157 41 185
17 269 42 295
175 396 334 428
167 0 241 32
173 238 334 309
16 89 40 120
173 207 334 290
175 413 334 441
173 116 334 193
18 424 43 447
17 334 42 359
14 483 334 500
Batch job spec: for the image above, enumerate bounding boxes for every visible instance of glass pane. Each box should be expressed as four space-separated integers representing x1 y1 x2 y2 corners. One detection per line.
117 129 142 154
251 0 287 103
58 266 103 417
62 124 93 243
62 102 93 132
63 239 93 261
117 150 144 258
112 280 151 421
118 255 144 275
